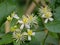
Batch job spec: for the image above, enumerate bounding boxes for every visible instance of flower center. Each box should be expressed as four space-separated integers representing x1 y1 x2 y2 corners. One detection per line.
23 17 28 24
41 7 48 13
16 33 21 38
11 27 15 32
45 12 52 18
7 16 12 21
29 15 33 20
28 30 32 36
11 25 17 32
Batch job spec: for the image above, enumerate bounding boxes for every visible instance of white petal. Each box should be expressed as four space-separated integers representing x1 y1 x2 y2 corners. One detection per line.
28 36 31 40
49 18 54 21
32 32 35 36
27 29 30 32
13 14 19 19
44 19 48 23
25 24 30 29
16 39 19 42
42 14 45 18
23 32 28 35
13 32 16 38
18 20 23 24
20 24 24 30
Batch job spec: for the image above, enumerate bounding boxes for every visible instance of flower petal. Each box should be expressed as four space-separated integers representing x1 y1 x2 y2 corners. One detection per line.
16 39 19 42
42 14 45 18
13 32 16 38
32 32 35 36
28 36 31 40
23 32 28 35
18 20 23 24
49 18 54 21
25 24 30 29
44 19 48 23
13 14 19 19
20 24 24 30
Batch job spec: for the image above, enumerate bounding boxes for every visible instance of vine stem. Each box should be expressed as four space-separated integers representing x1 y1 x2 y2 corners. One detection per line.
42 30 49 45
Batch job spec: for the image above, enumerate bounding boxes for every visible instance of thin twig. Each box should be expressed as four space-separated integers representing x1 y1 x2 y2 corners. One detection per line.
42 30 49 45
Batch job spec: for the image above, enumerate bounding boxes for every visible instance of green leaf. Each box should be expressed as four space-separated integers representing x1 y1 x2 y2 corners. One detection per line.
54 7 60 21
0 0 4 3
13 40 20 45
45 20 60 33
0 23 5 33
46 0 56 9
45 35 58 45
0 1 16 27
0 33 13 45
57 0 60 3
49 32 58 38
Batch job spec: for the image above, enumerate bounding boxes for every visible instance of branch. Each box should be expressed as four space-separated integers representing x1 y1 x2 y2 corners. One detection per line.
5 21 10 33
25 0 40 15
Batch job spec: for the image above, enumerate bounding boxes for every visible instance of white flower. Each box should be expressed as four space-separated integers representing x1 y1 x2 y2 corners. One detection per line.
13 14 19 19
42 12 54 23
12 29 25 42
23 29 35 40
39 6 54 23
18 16 30 30
11 12 19 20
39 6 51 14
27 14 38 24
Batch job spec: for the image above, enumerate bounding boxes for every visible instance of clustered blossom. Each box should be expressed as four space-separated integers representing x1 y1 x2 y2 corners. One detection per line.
7 12 37 43
18 16 30 30
7 5 54 43
39 6 54 23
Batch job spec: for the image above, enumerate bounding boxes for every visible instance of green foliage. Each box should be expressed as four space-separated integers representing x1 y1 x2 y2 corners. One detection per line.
0 1 16 27
0 0 60 45
0 33 13 45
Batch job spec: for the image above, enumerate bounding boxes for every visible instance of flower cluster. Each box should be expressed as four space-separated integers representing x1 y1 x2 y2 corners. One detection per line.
7 6 54 43
39 6 54 23
7 12 37 42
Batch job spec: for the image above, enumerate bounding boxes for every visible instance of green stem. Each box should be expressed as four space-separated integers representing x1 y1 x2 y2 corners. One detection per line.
42 31 49 45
